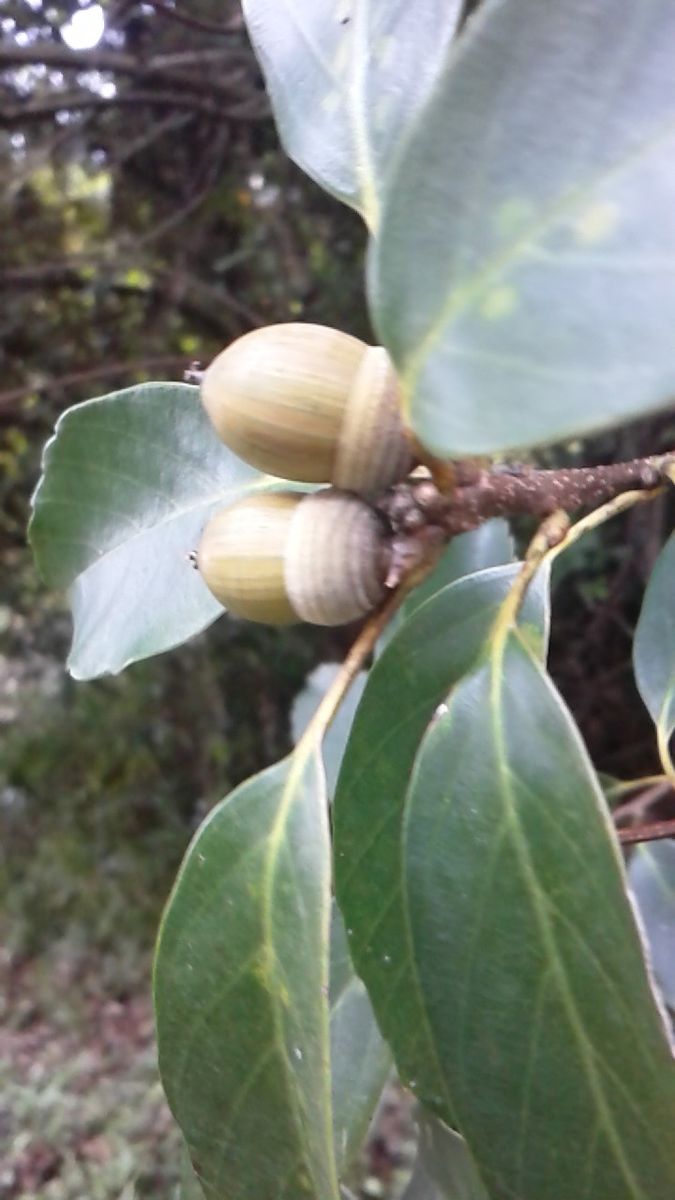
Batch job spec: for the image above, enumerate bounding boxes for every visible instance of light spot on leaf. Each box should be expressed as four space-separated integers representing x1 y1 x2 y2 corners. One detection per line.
332 32 351 76
373 34 395 70
495 197 536 238
480 285 518 321
321 89 341 115
373 95 391 134
574 200 620 244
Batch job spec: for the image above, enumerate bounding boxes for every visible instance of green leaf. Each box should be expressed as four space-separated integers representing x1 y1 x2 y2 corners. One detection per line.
292 665 368 798
401 1113 489 1200
629 839 675 1010
383 521 514 648
241 0 461 229
400 633 675 1198
154 752 339 1200
334 563 550 1112
371 0 675 455
292 671 393 1167
179 1144 206 1200
330 906 392 1174
634 532 675 754
29 384 272 679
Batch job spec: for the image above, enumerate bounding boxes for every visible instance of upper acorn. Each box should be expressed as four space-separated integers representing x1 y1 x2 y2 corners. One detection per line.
200 323 412 496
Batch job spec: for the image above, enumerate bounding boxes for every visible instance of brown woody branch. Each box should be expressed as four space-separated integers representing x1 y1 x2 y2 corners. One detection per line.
380 456 673 540
618 819 675 846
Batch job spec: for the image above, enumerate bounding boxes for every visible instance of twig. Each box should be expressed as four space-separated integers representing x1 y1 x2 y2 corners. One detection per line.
138 2 245 37
618 819 675 846
545 487 667 565
612 782 673 831
0 43 248 98
0 356 189 412
384 456 672 538
608 775 671 803
490 509 569 651
0 89 243 124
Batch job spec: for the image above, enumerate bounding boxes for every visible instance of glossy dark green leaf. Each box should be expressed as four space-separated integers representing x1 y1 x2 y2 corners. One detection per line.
179 1144 206 1200
371 0 675 455
330 906 392 1173
399 633 675 1198
154 752 339 1200
291 662 393 1169
242 0 461 229
382 521 515 648
292 665 368 798
634 533 675 751
401 1113 488 1200
29 384 270 679
629 839 675 1010
334 563 550 1112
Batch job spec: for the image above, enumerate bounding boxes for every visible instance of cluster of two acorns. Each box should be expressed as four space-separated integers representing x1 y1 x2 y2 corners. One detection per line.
197 323 413 627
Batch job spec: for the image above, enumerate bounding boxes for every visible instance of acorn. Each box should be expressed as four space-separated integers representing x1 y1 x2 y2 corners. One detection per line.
197 489 389 626
200 323 412 495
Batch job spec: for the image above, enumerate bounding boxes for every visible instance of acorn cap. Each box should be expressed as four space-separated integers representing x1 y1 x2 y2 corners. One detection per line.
333 345 412 494
284 490 387 625
196 489 389 627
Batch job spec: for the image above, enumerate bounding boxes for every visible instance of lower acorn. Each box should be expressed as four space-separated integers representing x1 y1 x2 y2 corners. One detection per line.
197 489 390 626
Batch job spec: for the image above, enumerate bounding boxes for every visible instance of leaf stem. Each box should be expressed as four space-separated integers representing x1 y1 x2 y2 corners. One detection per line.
606 774 670 801
491 509 569 653
656 721 675 789
544 486 666 566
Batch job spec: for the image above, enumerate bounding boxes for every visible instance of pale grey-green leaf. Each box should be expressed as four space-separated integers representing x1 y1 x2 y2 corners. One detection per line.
330 907 392 1174
242 0 461 227
401 1113 489 1200
634 532 675 741
372 0 675 454
28 384 273 678
629 839 675 1010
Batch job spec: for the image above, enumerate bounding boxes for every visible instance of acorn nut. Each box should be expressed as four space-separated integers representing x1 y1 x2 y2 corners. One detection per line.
197 489 389 626
200 323 412 496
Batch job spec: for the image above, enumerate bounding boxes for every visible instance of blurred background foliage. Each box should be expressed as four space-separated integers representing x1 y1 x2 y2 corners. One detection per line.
1 0 369 957
1 2 674 1197
0 2 373 1194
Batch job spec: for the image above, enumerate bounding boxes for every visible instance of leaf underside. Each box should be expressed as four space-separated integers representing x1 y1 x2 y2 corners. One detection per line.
371 0 675 455
29 383 274 679
242 0 462 229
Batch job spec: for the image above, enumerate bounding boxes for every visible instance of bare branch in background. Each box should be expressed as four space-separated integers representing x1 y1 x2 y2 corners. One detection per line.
0 88 266 125
139 0 245 36
0 356 190 414
0 43 251 95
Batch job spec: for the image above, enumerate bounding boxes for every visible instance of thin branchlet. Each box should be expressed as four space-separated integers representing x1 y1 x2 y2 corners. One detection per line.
378 453 674 543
